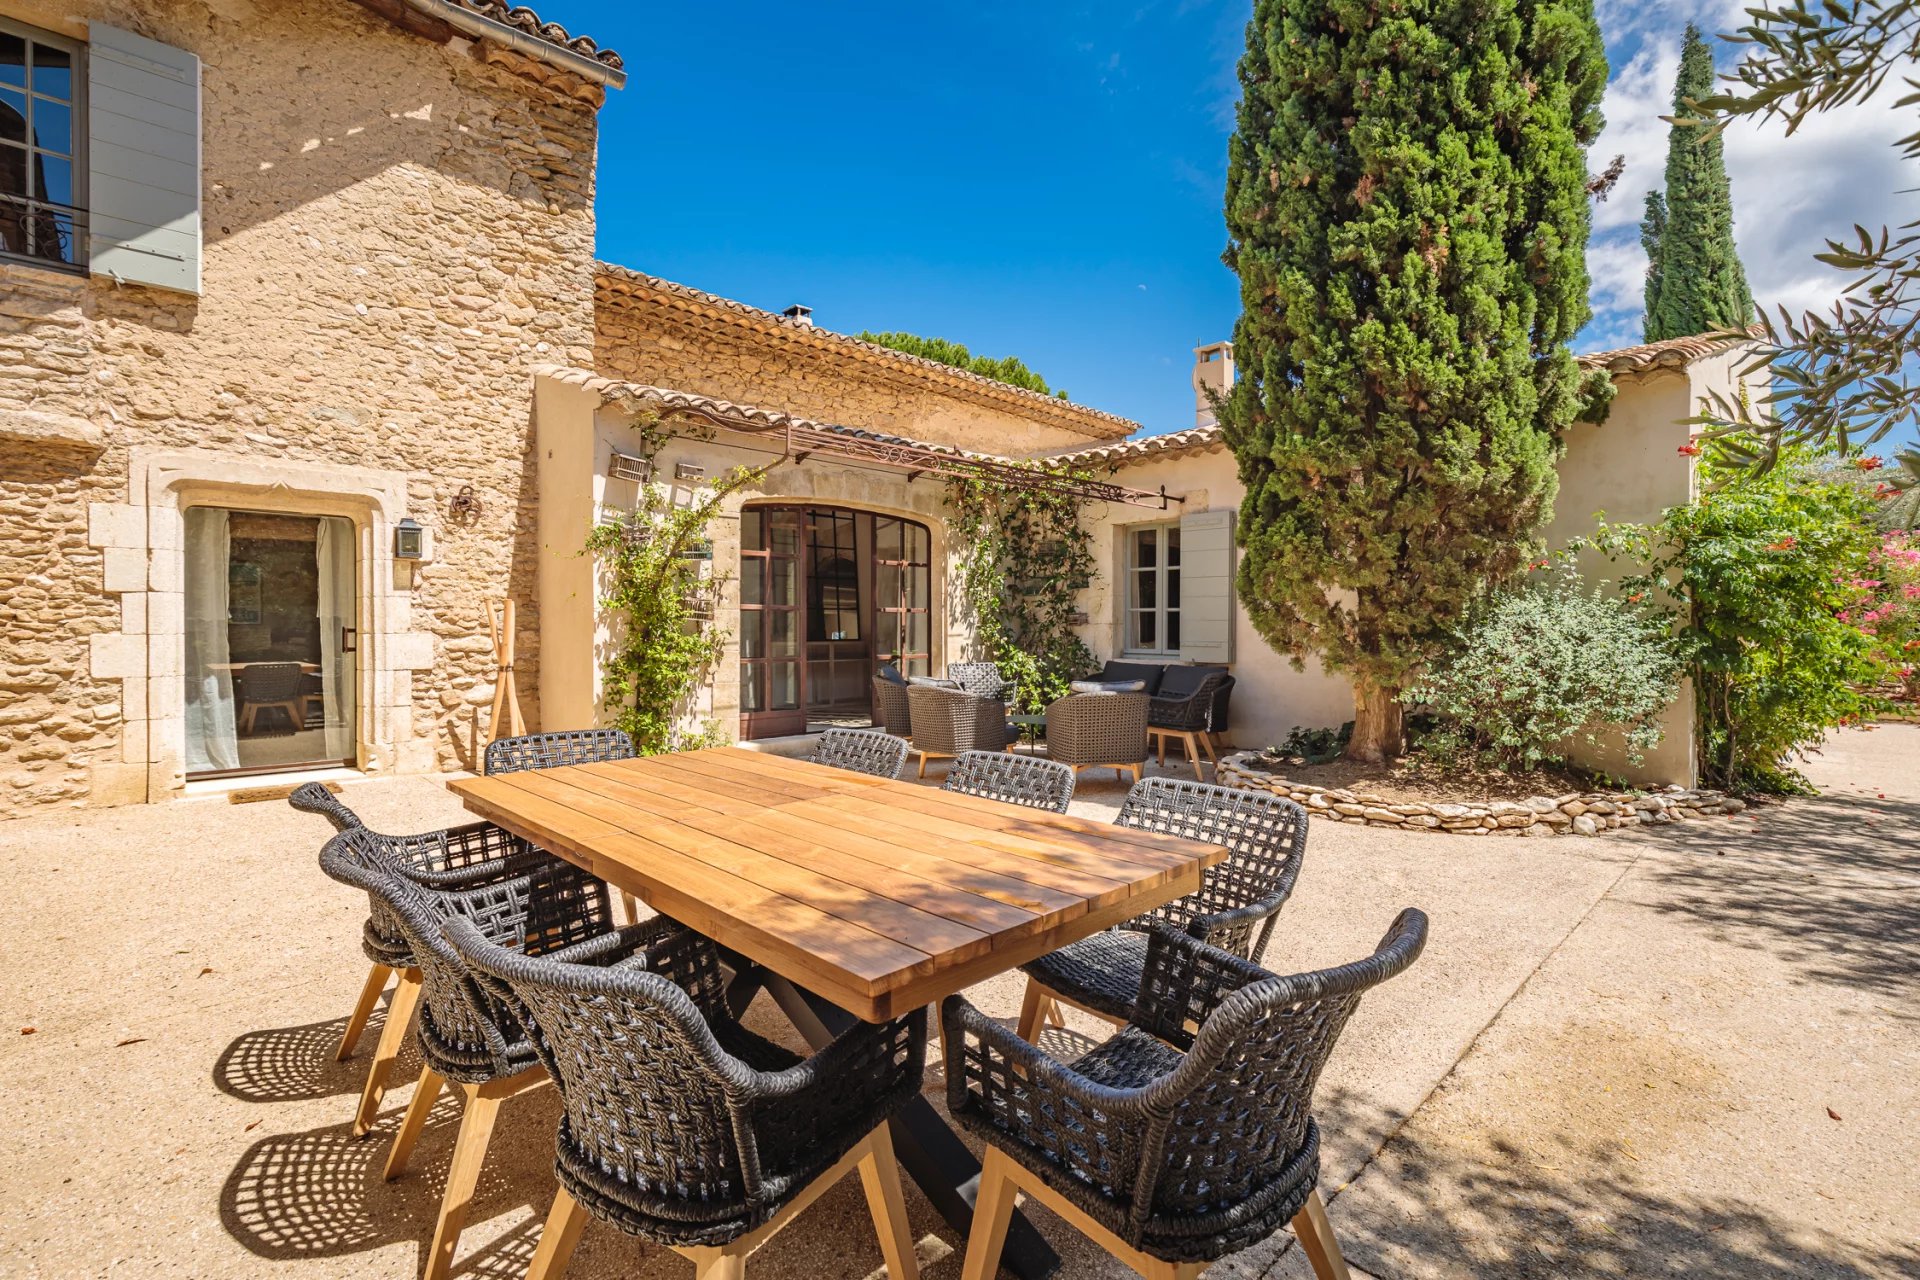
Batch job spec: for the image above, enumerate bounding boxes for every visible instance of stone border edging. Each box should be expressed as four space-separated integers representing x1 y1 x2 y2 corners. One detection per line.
1216 752 1746 837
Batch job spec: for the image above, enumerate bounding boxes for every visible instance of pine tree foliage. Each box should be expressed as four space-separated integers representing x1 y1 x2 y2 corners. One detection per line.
1219 0 1614 762
1641 25 1755 342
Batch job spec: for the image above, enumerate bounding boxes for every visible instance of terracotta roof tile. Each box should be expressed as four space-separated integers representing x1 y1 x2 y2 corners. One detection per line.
442 1 621 70
1572 327 1760 374
595 263 1140 441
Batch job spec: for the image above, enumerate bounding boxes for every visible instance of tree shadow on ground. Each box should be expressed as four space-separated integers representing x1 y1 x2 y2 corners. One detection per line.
1624 790 1920 1009
1321 1085 1920 1280
212 1003 422 1102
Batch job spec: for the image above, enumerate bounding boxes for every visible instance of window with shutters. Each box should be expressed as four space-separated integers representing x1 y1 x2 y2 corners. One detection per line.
1125 522 1181 656
0 17 85 270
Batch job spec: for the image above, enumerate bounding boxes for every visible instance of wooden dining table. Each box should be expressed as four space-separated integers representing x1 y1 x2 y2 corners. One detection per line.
448 745 1229 1279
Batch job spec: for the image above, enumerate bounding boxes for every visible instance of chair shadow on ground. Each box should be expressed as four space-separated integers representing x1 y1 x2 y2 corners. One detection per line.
1315 1084 1920 1280
213 1000 422 1103
1627 789 1920 1009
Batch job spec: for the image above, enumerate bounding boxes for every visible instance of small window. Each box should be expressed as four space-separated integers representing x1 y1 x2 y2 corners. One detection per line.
0 17 84 270
1125 522 1181 656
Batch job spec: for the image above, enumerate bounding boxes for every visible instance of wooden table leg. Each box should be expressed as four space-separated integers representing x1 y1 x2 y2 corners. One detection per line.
760 971 1061 1280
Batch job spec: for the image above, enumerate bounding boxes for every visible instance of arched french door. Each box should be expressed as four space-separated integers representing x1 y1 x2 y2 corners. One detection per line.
738 505 932 739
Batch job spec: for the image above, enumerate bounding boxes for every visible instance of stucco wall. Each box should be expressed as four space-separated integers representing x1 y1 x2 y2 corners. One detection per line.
0 0 601 812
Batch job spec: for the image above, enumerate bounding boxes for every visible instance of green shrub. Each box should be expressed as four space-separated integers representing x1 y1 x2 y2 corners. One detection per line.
1404 571 1683 771
1274 723 1352 765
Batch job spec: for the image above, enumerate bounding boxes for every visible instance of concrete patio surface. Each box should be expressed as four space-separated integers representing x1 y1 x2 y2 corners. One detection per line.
2 729 1914 1279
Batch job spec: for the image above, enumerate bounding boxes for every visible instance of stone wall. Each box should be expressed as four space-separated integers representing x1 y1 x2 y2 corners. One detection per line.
0 0 602 814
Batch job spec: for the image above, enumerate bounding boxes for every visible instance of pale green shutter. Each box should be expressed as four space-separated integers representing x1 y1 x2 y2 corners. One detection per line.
1178 508 1235 663
87 23 201 294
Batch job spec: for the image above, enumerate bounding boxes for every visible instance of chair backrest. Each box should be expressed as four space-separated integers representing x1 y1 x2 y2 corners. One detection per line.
907 684 1002 755
943 750 1074 813
319 831 612 1080
1150 670 1230 730
1044 691 1150 767
445 914 785 1222
241 662 307 702
287 781 362 833
871 675 913 737
485 728 635 776
947 662 1007 700
809 727 909 779
1131 912 1428 1236
1115 777 1307 957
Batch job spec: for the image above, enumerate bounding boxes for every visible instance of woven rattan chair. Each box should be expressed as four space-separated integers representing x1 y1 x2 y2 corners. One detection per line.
947 912 1428 1280
907 684 1012 778
809 727 910 779
320 831 666 1280
1042 691 1149 783
1148 670 1231 781
449 915 927 1280
1017 777 1308 1040
943 750 1074 813
484 727 635 775
948 661 1009 701
237 661 307 734
872 674 913 738
295 784 535 1131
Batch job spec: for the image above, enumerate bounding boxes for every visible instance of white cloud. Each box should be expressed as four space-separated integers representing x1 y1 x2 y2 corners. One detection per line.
1583 14 1916 345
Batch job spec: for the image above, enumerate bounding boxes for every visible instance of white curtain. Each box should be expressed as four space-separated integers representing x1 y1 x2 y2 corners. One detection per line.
315 517 357 762
183 508 239 772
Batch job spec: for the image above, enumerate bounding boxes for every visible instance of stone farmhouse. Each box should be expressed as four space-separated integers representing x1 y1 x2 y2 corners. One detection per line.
0 0 1749 817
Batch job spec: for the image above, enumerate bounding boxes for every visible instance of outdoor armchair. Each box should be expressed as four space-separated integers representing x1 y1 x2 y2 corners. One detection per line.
942 749 1074 813
809 727 910 779
1148 668 1232 781
319 831 667 1280
450 912 926 1280
1017 776 1307 1038
907 683 1013 778
948 661 1010 701
871 673 913 738
946 911 1428 1279
294 783 537 1127
1042 690 1150 783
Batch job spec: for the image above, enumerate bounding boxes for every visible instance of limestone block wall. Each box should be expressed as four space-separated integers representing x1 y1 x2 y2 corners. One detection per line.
0 0 602 813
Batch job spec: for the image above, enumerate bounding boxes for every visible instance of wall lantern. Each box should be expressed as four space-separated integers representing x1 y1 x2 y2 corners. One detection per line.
394 518 425 560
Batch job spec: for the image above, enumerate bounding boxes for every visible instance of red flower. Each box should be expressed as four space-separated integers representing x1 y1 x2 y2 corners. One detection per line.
1677 443 1702 456
1627 591 1646 603
1855 455 1884 470
1766 536 1798 552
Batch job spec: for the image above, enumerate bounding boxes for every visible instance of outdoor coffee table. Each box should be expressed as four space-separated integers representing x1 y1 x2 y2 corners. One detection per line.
448 745 1227 1279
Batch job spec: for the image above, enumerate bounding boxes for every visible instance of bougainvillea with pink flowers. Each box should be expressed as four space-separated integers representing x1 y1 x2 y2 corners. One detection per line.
1849 532 1920 702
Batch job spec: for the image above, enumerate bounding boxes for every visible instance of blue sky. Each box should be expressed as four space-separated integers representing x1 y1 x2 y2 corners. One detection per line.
545 1 1911 444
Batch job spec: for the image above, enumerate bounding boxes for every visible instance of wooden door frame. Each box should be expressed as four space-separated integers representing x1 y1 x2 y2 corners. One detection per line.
739 505 809 739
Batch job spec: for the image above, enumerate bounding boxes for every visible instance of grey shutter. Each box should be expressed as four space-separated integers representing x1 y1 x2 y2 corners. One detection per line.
87 23 200 294
1178 508 1235 664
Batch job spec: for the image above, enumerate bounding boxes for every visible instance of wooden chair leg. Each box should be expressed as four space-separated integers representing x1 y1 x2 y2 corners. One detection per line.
1183 732 1205 781
1290 1188 1351 1280
857 1122 920 1279
1156 732 1167 766
383 1065 444 1180
525 1186 591 1280
1016 979 1050 1044
337 962 392 1061
423 1083 506 1280
959 1146 1019 1280
620 890 642 924
917 752 928 780
352 967 421 1136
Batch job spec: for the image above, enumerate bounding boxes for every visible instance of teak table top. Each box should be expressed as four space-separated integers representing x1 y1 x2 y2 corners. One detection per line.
447 746 1228 1022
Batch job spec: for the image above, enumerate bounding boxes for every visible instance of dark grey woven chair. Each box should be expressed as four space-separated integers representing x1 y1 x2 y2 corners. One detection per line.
1017 777 1308 1040
1043 691 1150 783
948 661 1009 701
448 913 927 1280
872 673 913 738
809 727 910 779
295 783 537 1129
320 831 667 1280
942 750 1074 813
906 684 1012 779
237 661 307 734
484 727 636 775
1148 669 1231 781
947 912 1428 1280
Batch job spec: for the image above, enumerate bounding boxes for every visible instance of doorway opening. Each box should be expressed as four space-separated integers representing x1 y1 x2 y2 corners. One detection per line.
183 507 358 778
738 505 932 739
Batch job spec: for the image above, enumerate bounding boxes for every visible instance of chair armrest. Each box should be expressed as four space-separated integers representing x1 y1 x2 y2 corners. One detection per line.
1186 890 1289 960
1130 926 1274 1049
741 1006 925 1102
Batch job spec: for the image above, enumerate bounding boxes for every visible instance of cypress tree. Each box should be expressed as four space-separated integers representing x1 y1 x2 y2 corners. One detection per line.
1641 25 1754 341
1220 0 1613 763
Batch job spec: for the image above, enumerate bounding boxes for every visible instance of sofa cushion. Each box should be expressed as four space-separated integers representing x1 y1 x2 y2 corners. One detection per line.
1099 661 1166 695
1069 679 1148 695
876 664 908 686
907 675 962 689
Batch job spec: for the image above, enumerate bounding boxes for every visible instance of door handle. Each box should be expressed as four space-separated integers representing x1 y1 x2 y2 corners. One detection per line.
341 625 357 654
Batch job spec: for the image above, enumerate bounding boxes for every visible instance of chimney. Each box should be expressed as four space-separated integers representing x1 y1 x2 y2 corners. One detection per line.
781 304 814 329
1192 341 1233 428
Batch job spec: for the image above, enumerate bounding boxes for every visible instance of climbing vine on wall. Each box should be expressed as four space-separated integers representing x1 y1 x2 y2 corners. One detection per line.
584 411 766 754
947 466 1099 711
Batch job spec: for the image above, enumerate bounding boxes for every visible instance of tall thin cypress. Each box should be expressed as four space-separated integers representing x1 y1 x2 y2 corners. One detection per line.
1220 0 1613 763
1641 25 1754 341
